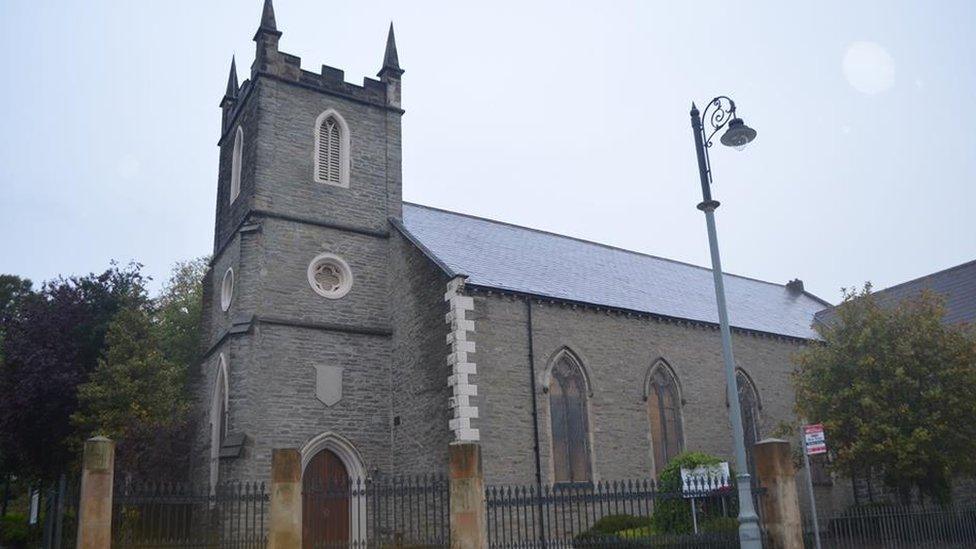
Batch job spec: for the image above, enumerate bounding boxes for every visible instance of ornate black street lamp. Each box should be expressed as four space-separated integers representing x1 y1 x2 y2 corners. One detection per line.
689 97 762 548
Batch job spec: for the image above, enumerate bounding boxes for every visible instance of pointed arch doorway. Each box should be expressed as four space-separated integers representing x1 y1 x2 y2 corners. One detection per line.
303 449 350 547
300 432 368 547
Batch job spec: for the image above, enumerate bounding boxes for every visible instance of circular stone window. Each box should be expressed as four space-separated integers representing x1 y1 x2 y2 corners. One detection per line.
307 253 353 299
220 268 234 312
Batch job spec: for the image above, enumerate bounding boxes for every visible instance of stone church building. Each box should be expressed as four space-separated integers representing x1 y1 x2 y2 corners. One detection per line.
192 0 829 522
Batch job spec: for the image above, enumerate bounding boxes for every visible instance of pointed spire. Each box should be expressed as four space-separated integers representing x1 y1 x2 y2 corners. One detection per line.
383 23 400 71
378 22 403 77
254 0 282 40
259 0 277 33
225 56 239 101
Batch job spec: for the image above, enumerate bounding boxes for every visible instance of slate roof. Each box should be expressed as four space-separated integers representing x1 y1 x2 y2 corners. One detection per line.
398 203 830 340
814 259 976 327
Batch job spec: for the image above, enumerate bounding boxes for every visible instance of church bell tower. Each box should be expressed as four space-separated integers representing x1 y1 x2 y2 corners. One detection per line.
195 0 405 487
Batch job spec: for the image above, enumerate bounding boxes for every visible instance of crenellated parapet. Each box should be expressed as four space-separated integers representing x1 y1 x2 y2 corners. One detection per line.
232 0 401 114
218 0 402 144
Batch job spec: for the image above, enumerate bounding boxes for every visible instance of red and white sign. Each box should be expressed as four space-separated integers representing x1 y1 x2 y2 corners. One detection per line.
803 423 827 455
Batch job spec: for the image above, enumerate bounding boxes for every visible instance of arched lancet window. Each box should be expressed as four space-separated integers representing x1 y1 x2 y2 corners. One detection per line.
736 370 760 478
647 361 683 476
210 354 229 492
548 353 592 484
230 127 243 203
314 110 350 187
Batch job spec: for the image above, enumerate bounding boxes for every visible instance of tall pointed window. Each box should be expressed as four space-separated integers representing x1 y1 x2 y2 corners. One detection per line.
647 361 683 476
549 353 592 484
210 354 229 492
314 110 350 187
736 370 761 478
230 127 243 203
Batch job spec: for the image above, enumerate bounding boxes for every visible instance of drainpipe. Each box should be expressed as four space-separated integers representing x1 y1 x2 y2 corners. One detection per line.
526 299 545 545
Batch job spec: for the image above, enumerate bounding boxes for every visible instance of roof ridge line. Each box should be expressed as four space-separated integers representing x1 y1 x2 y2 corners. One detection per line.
871 258 976 295
402 201 801 291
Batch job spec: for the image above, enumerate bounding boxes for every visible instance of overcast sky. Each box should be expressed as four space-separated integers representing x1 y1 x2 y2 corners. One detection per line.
2 1 974 302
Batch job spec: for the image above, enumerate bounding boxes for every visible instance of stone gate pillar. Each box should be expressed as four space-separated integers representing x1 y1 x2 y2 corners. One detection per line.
449 443 488 549
268 449 302 549
754 438 804 549
76 436 115 549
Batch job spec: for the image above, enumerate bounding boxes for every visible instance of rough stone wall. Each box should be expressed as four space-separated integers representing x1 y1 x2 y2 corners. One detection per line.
189 234 244 487
205 237 245 349
472 293 806 486
214 85 260 251
253 217 392 328
188 350 218 487
467 294 535 486
193 56 403 484
225 322 393 481
253 78 401 231
389 232 451 474
195 223 396 484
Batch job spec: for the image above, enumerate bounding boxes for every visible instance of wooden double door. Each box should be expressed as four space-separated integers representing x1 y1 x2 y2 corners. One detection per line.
302 449 350 548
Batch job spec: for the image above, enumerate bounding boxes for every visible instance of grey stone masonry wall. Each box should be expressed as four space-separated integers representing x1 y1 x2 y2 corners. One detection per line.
389 231 452 474
214 81 260 251
193 23 404 486
471 291 805 486
224 322 393 481
252 217 392 329
253 78 402 232
205 235 244 350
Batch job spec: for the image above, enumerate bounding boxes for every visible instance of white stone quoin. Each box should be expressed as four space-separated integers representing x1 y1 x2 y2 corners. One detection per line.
445 276 479 442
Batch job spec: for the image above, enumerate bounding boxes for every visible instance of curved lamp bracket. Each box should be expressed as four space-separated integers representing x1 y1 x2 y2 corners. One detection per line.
701 96 737 148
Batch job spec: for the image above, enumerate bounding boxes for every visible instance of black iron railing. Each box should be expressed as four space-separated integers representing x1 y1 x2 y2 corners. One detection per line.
111 480 267 548
805 503 976 548
38 475 80 549
485 477 754 548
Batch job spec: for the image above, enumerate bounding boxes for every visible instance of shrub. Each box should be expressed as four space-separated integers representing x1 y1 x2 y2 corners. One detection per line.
586 514 649 535
0 513 32 548
618 525 653 538
700 516 738 534
574 514 650 547
649 451 736 535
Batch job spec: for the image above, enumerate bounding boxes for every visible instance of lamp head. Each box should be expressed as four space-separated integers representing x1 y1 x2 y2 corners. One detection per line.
720 118 757 151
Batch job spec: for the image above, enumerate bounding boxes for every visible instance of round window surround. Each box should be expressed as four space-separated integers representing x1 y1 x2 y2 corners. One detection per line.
307 253 353 299
220 268 234 311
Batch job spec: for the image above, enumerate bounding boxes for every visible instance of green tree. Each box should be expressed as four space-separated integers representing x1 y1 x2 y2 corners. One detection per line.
0 275 33 475
71 304 184 463
71 258 206 479
0 265 144 480
0 275 33 387
0 275 32 331
156 258 208 371
793 285 976 503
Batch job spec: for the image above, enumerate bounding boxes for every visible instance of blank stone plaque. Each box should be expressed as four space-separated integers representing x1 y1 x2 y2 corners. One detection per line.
314 365 343 406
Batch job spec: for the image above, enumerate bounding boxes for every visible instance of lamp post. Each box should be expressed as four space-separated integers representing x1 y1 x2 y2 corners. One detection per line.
689 96 762 548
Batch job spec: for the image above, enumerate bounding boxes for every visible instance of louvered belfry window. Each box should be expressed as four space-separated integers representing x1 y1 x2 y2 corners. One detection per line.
317 116 343 184
648 365 683 476
549 355 592 484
